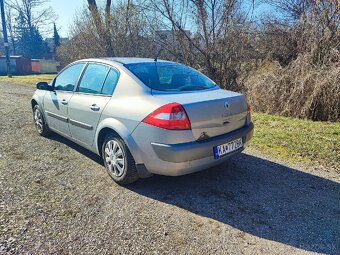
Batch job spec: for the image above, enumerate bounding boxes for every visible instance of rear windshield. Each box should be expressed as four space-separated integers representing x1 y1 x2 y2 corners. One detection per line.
124 62 217 92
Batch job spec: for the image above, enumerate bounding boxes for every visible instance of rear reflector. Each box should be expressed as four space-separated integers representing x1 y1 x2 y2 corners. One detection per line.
143 103 191 130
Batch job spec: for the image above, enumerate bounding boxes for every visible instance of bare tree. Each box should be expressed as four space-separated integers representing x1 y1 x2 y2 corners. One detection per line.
87 0 115 56
263 0 312 20
58 1 156 62
143 0 254 89
7 0 55 35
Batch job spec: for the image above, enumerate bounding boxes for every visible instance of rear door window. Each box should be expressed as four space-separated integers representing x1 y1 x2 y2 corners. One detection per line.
77 64 109 94
101 69 119 95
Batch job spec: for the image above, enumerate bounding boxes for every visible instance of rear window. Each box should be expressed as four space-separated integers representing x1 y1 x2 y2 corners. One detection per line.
125 62 216 92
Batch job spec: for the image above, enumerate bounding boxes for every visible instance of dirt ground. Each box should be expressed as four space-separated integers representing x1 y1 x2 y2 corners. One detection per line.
0 81 339 254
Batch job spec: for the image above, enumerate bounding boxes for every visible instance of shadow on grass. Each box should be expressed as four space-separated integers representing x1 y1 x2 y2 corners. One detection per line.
48 133 340 254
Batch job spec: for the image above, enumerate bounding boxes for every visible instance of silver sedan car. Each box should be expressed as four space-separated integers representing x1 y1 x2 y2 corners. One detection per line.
32 58 254 184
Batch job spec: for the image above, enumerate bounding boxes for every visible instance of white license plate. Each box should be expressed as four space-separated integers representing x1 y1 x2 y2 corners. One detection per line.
213 138 243 159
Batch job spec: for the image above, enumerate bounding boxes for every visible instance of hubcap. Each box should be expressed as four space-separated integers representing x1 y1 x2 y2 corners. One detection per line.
104 140 125 177
34 109 43 133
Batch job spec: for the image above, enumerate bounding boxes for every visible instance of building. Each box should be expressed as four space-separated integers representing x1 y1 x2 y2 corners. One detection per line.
31 59 58 74
155 30 191 44
0 56 32 75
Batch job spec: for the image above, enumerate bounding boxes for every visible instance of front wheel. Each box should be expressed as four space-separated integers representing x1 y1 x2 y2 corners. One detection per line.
102 134 139 185
33 105 51 137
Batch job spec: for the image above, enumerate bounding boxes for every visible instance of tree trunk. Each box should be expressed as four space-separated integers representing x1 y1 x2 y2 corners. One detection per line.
87 0 115 56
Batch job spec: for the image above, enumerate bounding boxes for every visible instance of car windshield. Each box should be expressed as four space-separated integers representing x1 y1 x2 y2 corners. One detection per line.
124 62 217 92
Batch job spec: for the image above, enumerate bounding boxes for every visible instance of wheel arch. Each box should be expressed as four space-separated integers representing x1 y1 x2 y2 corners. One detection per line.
95 119 143 164
97 127 121 157
31 99 38 109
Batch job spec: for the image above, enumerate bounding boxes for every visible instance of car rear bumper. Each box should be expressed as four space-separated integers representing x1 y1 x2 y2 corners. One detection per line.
151 123 253 163
131 122 254 176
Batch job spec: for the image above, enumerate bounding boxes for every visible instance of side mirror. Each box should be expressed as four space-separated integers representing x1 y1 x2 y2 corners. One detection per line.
36 81 52 91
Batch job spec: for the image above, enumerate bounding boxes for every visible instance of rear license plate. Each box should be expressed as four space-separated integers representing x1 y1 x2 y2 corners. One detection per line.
213 138 243 159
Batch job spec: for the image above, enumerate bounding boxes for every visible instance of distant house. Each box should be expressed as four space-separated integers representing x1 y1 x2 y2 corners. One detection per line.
155 30 191 44
0 56 31 75
31 59 58 74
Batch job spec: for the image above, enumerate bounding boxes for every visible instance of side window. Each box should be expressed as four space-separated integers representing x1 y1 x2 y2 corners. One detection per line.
78 64 109 94
54 63 85 91
101 69 119 95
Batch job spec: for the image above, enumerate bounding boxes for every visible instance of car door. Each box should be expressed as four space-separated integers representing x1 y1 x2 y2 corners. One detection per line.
68 63 119 146
43 63 85 136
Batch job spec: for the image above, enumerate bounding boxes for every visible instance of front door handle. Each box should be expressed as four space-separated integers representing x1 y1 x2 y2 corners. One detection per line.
90 104 100 111
61 99 68 105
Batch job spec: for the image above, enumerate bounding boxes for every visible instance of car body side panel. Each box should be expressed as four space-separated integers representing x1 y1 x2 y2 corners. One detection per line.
94 117 144 164
32 90 50 126
68 93 111 146
43 91 73 137
31 90 46 109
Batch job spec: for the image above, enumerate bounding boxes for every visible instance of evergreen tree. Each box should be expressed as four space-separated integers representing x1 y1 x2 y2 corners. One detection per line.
53 23 60 48
15 11 49 59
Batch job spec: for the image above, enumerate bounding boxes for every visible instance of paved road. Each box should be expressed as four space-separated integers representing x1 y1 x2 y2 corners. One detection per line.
0 82 339 254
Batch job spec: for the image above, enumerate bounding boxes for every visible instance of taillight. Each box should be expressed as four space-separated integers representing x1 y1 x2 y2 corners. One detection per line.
143 103 191 130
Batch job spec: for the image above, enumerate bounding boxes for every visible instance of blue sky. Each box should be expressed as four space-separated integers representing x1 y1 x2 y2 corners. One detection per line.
49 0 85 37
48 0 275 38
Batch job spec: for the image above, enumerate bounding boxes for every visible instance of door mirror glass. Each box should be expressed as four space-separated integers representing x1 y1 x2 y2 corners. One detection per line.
36 81 51 90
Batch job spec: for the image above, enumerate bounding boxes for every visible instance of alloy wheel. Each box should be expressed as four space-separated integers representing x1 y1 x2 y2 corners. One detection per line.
104 140 125 177
34 108 44 133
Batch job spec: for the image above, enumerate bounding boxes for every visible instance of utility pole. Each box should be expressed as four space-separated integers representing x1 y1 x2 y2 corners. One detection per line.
0 0 11 77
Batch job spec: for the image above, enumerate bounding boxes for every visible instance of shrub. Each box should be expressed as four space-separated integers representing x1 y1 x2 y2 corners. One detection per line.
245 55 340 121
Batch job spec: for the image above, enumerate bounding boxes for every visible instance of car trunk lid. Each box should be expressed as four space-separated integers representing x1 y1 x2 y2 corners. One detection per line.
153 88 248 140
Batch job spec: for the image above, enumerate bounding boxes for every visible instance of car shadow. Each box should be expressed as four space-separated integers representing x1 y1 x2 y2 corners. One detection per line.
48 133 103 165
46 133 340 254
128 154 340 254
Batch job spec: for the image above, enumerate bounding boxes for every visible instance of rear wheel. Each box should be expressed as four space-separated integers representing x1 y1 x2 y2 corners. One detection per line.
102 134 139 185
33 105 51 137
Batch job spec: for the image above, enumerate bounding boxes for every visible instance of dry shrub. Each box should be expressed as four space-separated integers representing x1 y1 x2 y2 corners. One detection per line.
245 54 340 122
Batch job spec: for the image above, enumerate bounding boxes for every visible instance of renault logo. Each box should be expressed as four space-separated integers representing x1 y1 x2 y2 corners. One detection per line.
224 101 229 110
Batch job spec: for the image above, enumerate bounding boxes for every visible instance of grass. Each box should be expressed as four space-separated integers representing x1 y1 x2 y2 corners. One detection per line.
249 113 340 169
0 74 55 86
0 74 338 169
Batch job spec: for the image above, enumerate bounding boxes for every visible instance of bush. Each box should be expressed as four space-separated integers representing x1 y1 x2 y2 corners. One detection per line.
245 56 340 122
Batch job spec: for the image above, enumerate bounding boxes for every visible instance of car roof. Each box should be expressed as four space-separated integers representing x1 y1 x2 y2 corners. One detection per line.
75 57 173 66
104 57 171 64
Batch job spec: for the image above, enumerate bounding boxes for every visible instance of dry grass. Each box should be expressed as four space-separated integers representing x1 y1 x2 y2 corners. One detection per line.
245 55 340 122
0 74 55 87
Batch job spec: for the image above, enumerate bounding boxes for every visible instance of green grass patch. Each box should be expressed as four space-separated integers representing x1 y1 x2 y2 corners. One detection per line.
249 113 340 169
0 74 55 86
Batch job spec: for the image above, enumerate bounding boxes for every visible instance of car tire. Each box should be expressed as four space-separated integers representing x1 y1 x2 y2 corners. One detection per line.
102 134 139 185
33 105 51 137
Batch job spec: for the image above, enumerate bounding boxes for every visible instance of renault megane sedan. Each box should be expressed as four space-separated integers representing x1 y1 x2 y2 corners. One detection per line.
31 58 254 184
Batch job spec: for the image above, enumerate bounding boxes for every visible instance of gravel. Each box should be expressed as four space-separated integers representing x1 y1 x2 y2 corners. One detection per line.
0 81 339 255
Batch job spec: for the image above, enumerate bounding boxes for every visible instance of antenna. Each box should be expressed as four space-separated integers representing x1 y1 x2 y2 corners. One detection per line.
154 47 164 62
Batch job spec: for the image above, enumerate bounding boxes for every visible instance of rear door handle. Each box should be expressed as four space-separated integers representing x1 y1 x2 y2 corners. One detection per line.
61 99 68 105
90 104 100 111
